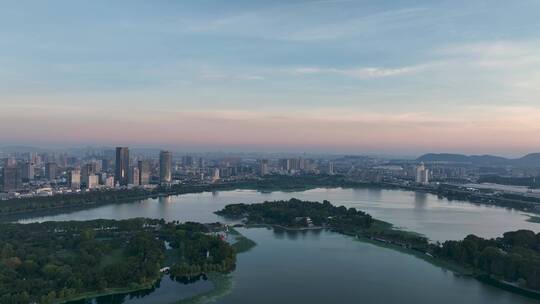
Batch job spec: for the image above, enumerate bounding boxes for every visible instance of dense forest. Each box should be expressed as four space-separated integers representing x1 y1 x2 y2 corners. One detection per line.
216 198 374 231
435 230 540 291
0 219 236 304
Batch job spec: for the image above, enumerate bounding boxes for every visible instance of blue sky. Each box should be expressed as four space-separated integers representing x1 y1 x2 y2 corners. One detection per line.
1 1 540 155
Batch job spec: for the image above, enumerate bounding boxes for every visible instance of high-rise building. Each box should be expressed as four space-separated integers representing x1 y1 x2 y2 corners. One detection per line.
87 174 99 189
30 152 39 166
289 158 300 171
129 166 140 186
2 165 22 192
81 163 96 187
299 157 305 171
21 162 34 181
182 155 194 167
327 162 335 175
279 159 290 172
3 158 17 168
45 162 58 180
198 157 205 169
101 159 112 172
159 151 172 184
259 159 269 176
415 163 429 185
105 176 115 188
69 168 81 190
115 147 130 186
212 167 220 182
138 160 150 185
89 159 102 173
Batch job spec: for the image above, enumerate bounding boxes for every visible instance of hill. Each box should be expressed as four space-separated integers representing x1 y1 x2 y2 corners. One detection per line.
417 153 540 167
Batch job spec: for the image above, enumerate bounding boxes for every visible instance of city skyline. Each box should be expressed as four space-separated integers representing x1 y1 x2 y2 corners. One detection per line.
2 1 540 155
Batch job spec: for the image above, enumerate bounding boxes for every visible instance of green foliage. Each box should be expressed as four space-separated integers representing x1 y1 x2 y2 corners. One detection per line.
0 188 158 215
435 230 540 290
478 175 540 189
217 198 373 231
0 219 236 303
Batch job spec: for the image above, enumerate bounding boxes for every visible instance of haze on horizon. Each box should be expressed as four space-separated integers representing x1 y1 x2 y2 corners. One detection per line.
1 0 540 156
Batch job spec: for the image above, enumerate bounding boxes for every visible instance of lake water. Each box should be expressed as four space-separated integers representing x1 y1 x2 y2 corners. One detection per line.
18 187 540 304
20 187 540 241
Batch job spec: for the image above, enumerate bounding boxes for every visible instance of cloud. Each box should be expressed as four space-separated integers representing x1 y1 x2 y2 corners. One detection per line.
290 64 431 79
438 41 540 69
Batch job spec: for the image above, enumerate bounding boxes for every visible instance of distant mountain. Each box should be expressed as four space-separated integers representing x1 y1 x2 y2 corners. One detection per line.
514 153 540 167
0 145 48 153
417 153 540 167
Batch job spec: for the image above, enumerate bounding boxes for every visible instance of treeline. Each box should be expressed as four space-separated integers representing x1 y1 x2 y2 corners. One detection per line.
0 188 159 215
0 219 236 304
434 230 540 291
434 184 540 212
478 175 540 189
0 174 363 216
216 198 373 230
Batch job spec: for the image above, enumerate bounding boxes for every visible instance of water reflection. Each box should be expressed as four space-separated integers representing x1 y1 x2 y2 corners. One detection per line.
15 187 540 242
367 188 382 202
414 192 428 210
272 227 324 241
67 275 212 304
158 196 173 204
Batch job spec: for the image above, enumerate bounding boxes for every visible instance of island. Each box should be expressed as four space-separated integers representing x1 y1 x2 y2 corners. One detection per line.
0 218 238 304
216 198 540 296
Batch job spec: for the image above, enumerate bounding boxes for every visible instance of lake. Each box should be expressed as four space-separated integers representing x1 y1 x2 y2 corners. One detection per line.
19 187 540 304
20 187 540 241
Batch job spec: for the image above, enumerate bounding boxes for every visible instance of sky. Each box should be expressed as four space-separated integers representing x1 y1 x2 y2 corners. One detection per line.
1 0 540 156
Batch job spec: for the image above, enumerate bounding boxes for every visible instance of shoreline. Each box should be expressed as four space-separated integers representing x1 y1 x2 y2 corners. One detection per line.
57 279 161 304
5 183 540 224
4 175 540 220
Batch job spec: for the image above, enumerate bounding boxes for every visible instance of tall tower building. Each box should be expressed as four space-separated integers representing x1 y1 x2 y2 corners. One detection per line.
45 162 58 180
212 167 220 182
129 166 140 186
327 162 335 175
138 160 150 185
415 163 429 185
159 151 172 184
2 165 22 192
81 163 96 187
259 159 269 176
115 147 130 186
87 174 99 189
21 162 34 181
69 168 81 190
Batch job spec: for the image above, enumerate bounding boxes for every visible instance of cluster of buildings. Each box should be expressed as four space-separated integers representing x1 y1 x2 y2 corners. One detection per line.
7 145 502 200
0 146 342 199
66 147 173 191
0 147 175 198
